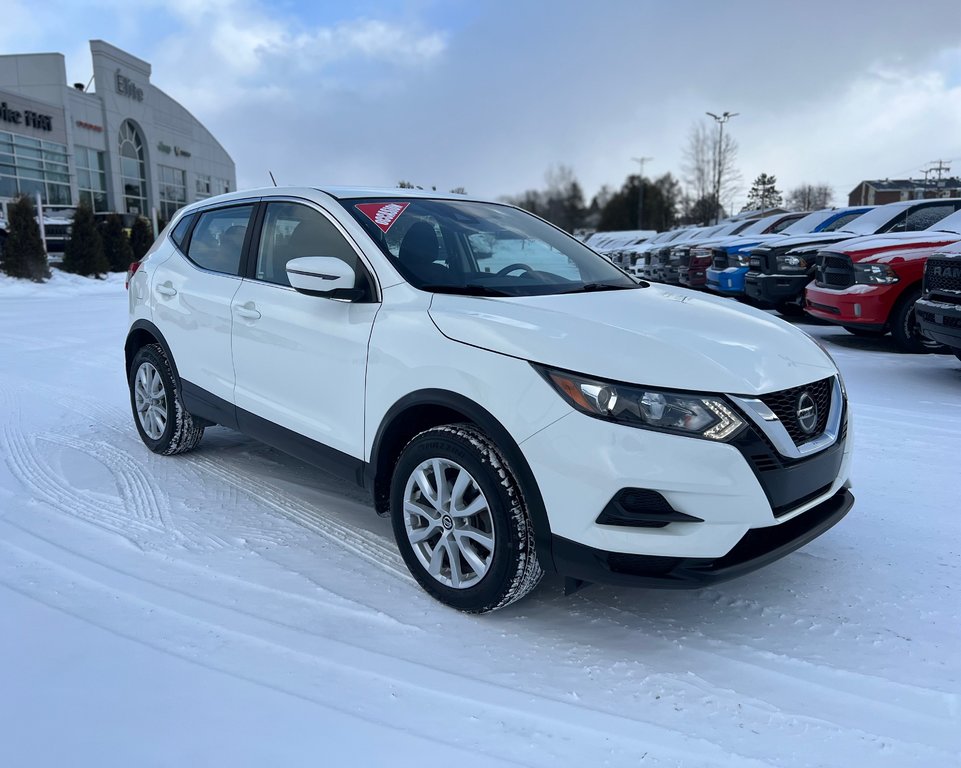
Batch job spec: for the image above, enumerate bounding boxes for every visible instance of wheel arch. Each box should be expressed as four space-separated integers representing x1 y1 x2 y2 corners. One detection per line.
125 320 180 388
367 389 556 574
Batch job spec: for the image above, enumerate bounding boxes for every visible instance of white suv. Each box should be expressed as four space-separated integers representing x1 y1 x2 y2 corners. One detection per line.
126 187 854 612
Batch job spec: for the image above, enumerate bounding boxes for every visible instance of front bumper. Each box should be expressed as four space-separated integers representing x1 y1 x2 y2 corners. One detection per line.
805 283 899 327
679 266 708 288
705 266 748 294
745 273 810 304
552 488 853 588
521 401 853 585
916 297 961 350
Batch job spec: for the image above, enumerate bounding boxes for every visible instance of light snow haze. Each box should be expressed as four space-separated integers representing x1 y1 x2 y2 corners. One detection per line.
3 0 961 203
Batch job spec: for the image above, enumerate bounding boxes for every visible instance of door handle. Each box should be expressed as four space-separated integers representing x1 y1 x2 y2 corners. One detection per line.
234 304 261 320
155 282 177 297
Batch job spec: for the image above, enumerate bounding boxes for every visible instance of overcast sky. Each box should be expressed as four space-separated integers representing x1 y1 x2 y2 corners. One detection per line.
4 0 961 208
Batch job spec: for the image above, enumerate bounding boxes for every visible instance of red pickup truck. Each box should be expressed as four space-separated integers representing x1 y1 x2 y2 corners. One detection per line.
805 207 961 352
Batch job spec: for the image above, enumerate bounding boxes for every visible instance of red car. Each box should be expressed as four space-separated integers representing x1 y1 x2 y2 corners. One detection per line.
805 206 961 352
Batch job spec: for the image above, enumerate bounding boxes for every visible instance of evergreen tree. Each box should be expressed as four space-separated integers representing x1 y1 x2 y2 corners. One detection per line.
1 195 49 281
100 213 135 272
62 201 107 277
130 216 154 261
745 173 783 210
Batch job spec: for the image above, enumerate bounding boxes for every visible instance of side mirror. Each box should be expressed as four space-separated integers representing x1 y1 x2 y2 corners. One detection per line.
286 257 362 300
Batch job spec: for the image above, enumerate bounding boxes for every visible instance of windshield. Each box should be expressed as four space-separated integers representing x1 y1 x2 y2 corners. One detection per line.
735 216 779 236
839 205 908 234
780 209 839 235
347 198 639 296
930 208 961 234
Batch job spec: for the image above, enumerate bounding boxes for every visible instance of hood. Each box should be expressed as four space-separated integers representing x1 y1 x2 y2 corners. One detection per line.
828 230 961 261
754 231 859 254
428 287 836 395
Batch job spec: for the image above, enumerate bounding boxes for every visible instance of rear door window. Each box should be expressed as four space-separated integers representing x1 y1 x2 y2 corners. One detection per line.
185 205 254 275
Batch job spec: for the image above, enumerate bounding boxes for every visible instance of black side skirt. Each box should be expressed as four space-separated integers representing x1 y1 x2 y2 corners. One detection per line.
180 380 366 487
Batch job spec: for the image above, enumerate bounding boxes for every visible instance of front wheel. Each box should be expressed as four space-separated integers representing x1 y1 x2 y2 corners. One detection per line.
890 287 943 353
390 425 542 613
129 343 205 455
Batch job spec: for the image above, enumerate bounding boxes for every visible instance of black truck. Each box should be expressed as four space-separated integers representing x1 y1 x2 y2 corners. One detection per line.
916 243 961 362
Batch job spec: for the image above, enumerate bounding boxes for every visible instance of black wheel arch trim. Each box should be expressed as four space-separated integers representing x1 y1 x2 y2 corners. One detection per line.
125 319 180 388
368 388 557 574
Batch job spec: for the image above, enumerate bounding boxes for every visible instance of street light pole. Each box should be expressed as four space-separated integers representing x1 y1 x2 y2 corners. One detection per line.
706 111 738 224
632 156 653 230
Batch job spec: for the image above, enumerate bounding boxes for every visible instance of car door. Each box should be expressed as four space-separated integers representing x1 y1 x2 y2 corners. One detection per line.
230 199 380 464
151 202 255 412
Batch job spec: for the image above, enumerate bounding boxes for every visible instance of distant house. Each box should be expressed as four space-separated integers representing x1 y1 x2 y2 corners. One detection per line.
848 178 961 206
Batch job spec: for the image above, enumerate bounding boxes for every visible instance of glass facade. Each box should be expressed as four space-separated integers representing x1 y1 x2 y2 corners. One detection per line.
158 165 187 221
0 130 71 206
195 173 212 199
75 146 108 212
118 120 147 215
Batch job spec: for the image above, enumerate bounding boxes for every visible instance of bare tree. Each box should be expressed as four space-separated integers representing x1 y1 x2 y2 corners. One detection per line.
786 183 834 211
682 120 742 221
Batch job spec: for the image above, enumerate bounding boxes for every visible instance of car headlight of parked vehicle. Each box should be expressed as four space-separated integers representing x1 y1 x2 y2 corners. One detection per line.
776 253 809 272
854 263 899 285
535 365 745 441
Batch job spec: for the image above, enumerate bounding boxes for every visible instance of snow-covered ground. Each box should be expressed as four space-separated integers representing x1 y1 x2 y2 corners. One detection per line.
1 272 959 767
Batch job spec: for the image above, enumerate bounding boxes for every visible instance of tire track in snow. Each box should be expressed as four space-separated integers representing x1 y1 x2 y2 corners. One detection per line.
0 532 776 768
40 433 169 529
572 594 960 754
1 423 161 544
190 455 413 584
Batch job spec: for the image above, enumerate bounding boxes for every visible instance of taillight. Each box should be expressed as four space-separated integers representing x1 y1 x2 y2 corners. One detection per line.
126 260 142 290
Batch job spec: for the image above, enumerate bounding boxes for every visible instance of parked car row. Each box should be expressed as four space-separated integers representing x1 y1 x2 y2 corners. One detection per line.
623 197 961 353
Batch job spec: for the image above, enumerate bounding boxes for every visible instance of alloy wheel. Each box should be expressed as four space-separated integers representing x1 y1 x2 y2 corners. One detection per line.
403 458 496 589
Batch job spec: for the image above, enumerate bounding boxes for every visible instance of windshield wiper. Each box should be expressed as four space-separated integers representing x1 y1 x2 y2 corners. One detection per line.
563 282 642 294
420 283 513 297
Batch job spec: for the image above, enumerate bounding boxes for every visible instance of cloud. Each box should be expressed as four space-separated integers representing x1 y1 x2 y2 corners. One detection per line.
4 0 961 209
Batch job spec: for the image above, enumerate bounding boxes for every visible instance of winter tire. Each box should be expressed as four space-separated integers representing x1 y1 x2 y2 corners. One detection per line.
129 343 205 455
890 287 943 354
390 424 542 613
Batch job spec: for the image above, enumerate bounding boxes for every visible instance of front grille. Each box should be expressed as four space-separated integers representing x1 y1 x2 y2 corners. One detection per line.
815 253 854 288
712 249 728 270
656 249 671 265
748 253 767 273
924 257 961 294
918 307 961 329
759 377 833 446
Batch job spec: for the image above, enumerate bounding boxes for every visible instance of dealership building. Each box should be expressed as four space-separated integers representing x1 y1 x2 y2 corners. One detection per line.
0 40 235 225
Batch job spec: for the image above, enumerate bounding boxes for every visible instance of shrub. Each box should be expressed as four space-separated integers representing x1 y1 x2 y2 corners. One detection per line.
62 201 108 276
1 195 50 281
101 213 135 272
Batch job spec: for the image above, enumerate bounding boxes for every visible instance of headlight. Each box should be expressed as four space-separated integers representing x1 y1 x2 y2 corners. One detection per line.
854 263 899 285
733 252 751 267
776 253 808 271
535 366 745 441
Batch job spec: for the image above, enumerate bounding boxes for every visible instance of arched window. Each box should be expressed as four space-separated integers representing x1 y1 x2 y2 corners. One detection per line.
118 120 147 215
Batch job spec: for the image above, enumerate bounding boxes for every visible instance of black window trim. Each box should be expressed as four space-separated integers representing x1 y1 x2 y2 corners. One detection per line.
179 200 260 278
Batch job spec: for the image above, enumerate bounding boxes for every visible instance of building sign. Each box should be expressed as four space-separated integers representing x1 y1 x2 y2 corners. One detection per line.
157 141 172 154
1 101 53 131
174 146 191 158
75 120 103 132
115 70 144 102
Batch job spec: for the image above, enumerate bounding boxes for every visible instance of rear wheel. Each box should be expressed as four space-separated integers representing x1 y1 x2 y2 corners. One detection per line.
890 287 943 353
129 344 205 455
390 424 542 613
